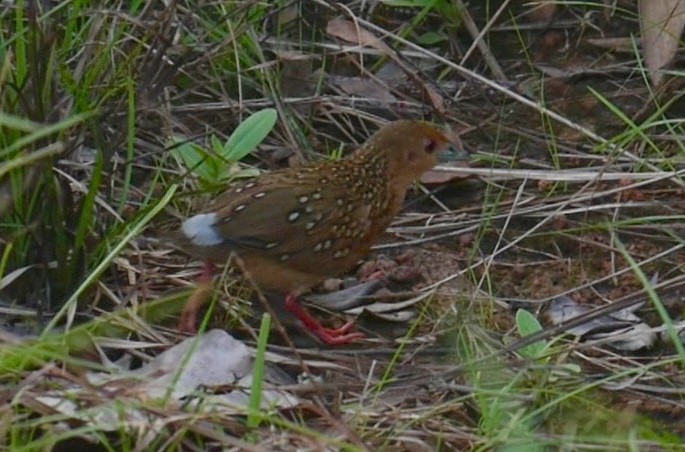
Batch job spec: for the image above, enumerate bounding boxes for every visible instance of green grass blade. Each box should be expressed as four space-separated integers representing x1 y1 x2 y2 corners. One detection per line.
40 184 178 336
247 313 271 429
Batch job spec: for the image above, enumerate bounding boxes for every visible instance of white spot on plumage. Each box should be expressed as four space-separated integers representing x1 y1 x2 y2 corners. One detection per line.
334 248 349 258
181 213 223 246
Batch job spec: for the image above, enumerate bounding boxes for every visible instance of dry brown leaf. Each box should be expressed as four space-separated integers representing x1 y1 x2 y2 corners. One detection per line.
639 0 685 86
586 37 636 53
326 18 392 54
423 84 446 114
327 75 397 101
525 1 558 23
326 18 446 112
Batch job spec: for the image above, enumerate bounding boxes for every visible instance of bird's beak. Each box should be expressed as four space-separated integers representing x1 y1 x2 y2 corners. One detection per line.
420 142 472 185
438 143 471 163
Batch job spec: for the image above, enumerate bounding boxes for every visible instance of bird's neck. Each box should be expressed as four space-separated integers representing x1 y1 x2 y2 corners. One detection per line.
351 150 408 220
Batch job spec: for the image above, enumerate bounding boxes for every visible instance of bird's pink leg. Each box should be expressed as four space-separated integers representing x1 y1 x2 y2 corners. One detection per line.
179 262 216 334
284 294 364 345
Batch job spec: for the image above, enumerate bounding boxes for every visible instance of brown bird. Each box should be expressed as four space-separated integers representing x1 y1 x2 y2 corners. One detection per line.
176 120 465 345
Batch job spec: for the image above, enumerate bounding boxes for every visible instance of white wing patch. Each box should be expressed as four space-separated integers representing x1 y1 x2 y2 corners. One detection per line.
181 213 223 246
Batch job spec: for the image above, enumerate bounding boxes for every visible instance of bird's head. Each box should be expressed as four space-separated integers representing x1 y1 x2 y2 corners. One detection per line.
360 120 466 185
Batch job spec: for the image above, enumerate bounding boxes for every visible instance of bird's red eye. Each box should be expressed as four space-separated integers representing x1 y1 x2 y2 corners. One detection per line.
424 138 437 153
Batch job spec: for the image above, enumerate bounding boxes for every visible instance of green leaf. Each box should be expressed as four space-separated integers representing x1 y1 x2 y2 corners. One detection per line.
171 138 217 183
171 109 276 186
515 309 547 359
417 31 447 45
215 163 234 183
222 108 277 162
210 134 223 155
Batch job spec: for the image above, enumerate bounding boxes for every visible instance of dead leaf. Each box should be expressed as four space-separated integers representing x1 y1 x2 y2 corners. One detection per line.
524 1 558 23
593 323 657 351
307 279 383 311
347 291 433 315
639 0 685 86
326 18 446 112
547 296 656 350
587 37 636 53
143 331 250 398
361 310 417 323
423 84 446 114
326 74 397 101
35 392 152 431
85 330 254 400
326 18 392 54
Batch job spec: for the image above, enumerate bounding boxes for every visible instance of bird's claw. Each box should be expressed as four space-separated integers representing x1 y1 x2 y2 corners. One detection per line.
285 294 363 345
326 320 357 336
310 320 364 345
312 328 365 345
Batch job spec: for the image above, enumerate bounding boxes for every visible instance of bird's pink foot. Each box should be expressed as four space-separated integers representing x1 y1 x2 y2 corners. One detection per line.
285 294 364 345
178 262 215 334
199 262 215 283
178 306 198 335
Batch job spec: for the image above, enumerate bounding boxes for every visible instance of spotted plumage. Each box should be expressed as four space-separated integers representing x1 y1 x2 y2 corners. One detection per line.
176 120 466 344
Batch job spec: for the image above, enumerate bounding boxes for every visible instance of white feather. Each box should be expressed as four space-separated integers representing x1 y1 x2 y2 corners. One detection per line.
181 213 223 246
